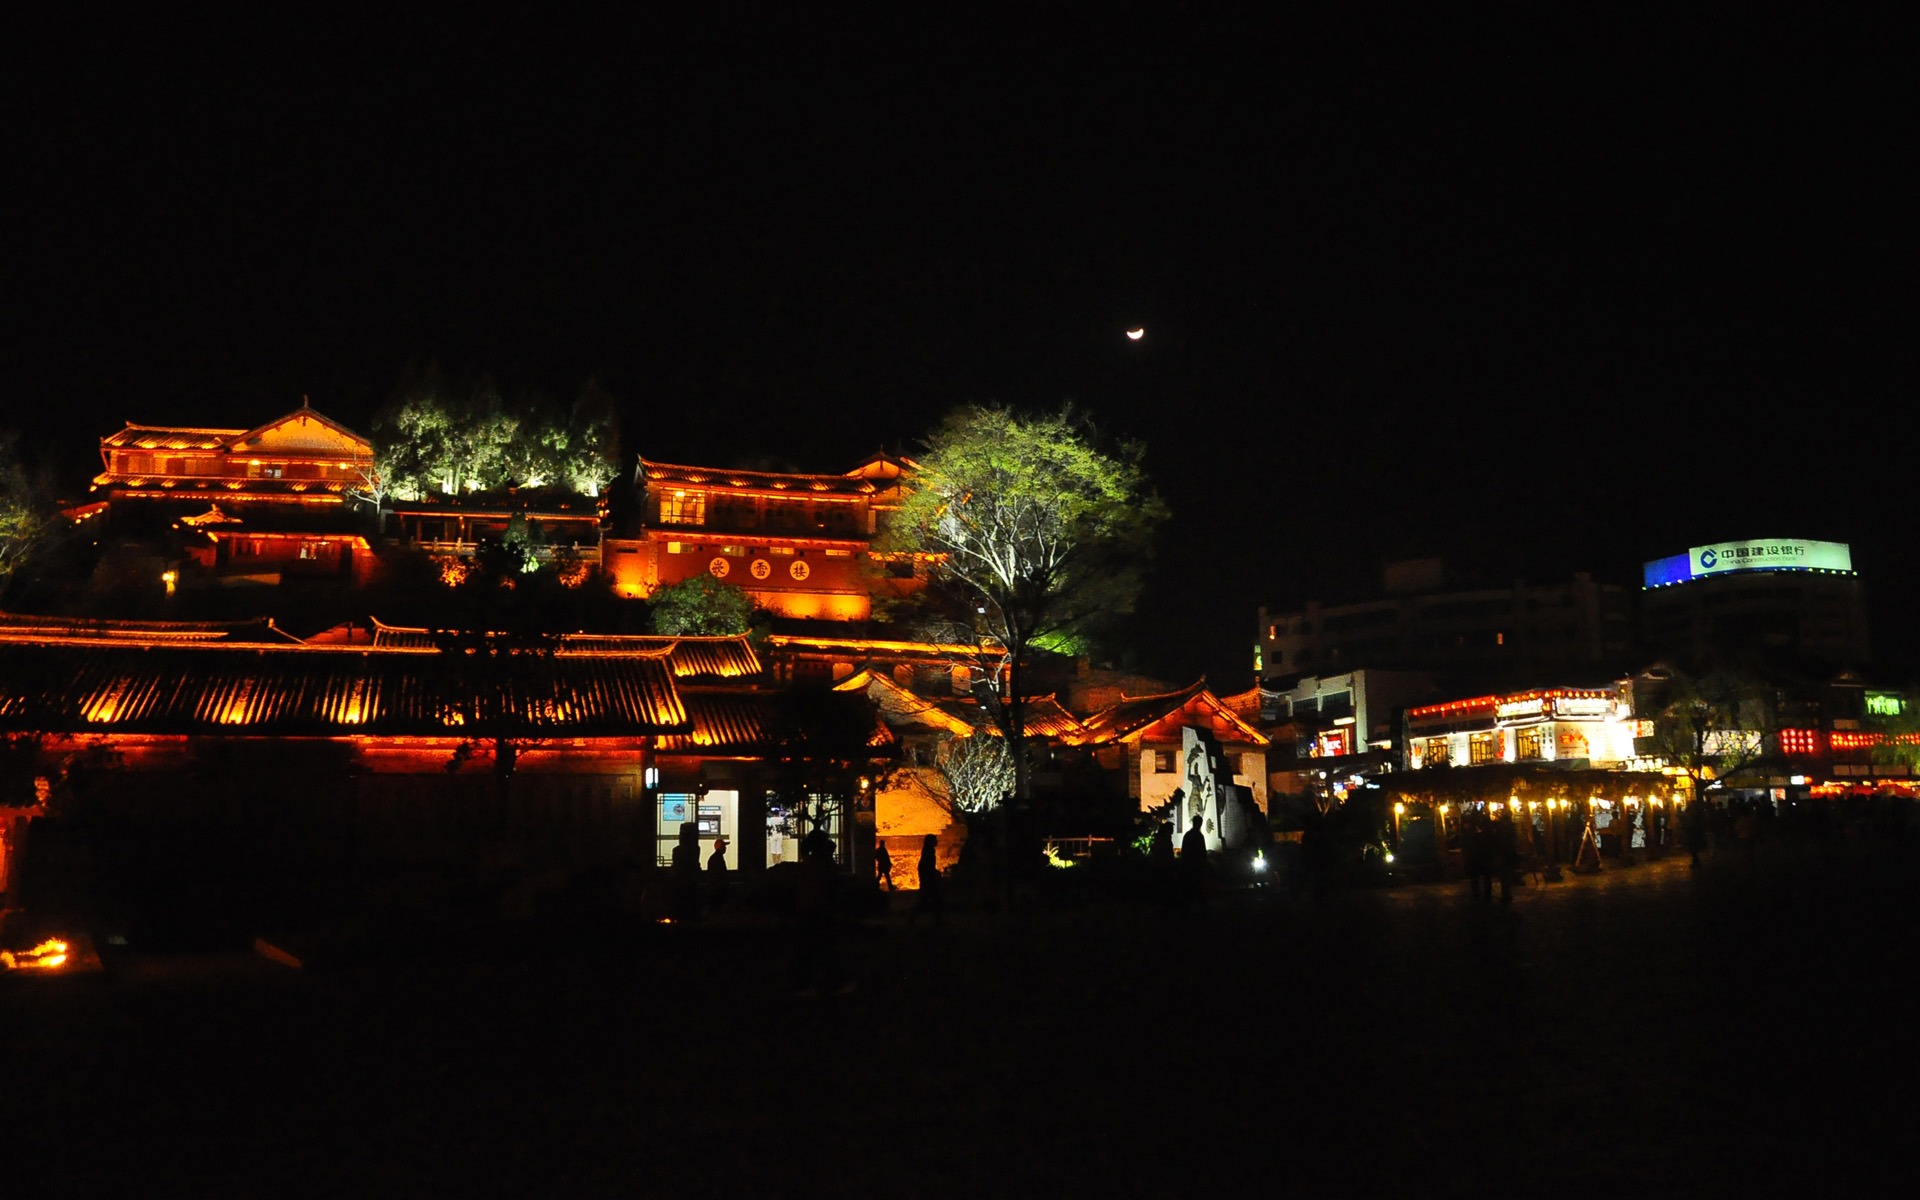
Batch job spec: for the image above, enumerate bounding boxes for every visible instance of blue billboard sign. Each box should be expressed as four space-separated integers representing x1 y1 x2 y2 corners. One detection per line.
1643 538 1853 588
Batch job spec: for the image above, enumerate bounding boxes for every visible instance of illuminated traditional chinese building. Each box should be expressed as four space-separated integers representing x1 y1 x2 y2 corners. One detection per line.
93 400 374 518
89 401 379 587
602 451 921 620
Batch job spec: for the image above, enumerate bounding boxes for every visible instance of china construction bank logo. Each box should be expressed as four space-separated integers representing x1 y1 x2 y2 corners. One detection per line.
1700 548 1718 569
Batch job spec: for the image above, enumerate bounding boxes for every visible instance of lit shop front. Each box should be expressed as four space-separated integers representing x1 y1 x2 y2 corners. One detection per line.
649 784 848 872
1406 688 1637 773
1391 687 1680 871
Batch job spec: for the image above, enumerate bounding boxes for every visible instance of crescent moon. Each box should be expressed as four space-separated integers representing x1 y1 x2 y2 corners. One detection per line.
1126 328 1145 340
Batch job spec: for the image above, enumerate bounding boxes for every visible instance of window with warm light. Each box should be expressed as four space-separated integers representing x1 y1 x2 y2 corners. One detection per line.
660 490 706 525
1469 732 1500 765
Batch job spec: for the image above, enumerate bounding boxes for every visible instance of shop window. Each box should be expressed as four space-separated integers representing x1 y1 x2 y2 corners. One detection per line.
1469 732 1501 764
767 793 840 867
658 791 740 870
1424 737 1450 767
1515 726 1547 759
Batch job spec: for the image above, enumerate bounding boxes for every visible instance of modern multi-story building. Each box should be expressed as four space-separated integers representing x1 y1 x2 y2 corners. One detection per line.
1638 537 1870 669
1257 558 1634 688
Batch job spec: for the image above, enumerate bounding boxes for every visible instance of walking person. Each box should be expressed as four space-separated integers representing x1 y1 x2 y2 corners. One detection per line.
875 838 895 892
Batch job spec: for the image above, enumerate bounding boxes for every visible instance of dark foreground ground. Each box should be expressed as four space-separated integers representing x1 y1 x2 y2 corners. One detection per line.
6 843 1919 1198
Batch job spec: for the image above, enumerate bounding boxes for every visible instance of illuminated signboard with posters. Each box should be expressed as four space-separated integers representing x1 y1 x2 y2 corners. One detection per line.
1643 538 1853 588
1867 692 1905 717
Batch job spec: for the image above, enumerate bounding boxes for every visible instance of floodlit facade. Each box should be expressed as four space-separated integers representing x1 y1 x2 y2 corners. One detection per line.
602 452 922 621
93 400 374 518
1404 686 1639 773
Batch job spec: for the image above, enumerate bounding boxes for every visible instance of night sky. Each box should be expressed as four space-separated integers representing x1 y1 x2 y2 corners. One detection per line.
6 12 1912 686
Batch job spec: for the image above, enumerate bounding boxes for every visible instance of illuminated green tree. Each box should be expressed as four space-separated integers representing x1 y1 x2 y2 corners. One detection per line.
648 573 757 636
373 366 620 501
556 379 622 497
0 430 47 599
883 403 1167 801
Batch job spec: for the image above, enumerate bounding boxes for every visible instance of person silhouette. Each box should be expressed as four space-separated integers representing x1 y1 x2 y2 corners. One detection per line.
1180 813 1209 910
706 835 730 912
912 833 943 924
875 838 895 892
1464 810 1494 902
1149 820 1176 906
670 822 703 922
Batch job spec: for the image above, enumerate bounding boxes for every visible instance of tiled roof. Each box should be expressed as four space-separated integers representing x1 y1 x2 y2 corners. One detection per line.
928 693 1087 740
653 688 778 753
842 670 1086 740
100 424 245 451
0 641 688 737
640 459 877 496
1073 681 1271 747
654 687 894 756
367 621 762 680
0 612 303 646
763 634 989 661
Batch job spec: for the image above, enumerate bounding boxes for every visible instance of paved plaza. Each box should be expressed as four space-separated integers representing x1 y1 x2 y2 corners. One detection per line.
6 843 1916 1197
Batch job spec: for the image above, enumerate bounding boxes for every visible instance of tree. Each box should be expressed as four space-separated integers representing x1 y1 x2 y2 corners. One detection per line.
933 728 1016 815
372 367 622 501
0 430 48 599
558 379 622 497
648 574 757 636
1637 666 1775 802
882 404 1167 802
